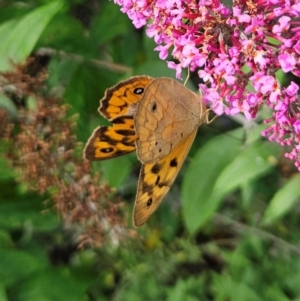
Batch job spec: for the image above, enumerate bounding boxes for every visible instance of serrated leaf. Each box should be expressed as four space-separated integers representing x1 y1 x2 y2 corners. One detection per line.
0 1 63 71
261 174 300 226
182 128 244 234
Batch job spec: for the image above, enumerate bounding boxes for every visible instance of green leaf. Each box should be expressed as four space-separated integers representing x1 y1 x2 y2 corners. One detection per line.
214 141 280 197
8 268 90 301
0 155 15 181
0 229 12 249
64 64 114 141
0 249 46 286
0 94 18 117
0 194 59 231
166 279 186 301
213 274 262 301
195 140 280 234
120 30 140 66
37 13 87 54
0 1 63 71
261 174 300 226
244 122 268 145
264 285 291 301
100 155 135 188
182 128 244 234
134 60 182 78
90 1 130 44
0 283 8 301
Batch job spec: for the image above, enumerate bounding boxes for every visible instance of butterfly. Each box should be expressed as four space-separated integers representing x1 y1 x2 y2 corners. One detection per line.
84 76 208 227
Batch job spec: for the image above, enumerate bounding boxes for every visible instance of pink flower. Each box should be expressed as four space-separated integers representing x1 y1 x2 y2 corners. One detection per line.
254 50 270 69
167 61 183 79
279 53 296 72
285 82 299 96
155 44 172 60
293 120 300 134
272 16 291 34
114 0 300 170
294 40 300 54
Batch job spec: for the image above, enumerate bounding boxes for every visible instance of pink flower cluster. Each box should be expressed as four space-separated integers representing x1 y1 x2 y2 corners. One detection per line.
114 0 300 170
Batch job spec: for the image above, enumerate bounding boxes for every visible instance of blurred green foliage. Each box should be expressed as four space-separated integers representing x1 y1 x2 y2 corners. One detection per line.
0 1 300 300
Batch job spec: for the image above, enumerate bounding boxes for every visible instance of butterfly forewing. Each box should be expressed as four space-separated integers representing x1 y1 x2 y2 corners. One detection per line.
100 76 153 120
133 129 198 227
134 77 206 164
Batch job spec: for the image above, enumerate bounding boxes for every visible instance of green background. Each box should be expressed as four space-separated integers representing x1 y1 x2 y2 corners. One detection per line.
0 1 300 300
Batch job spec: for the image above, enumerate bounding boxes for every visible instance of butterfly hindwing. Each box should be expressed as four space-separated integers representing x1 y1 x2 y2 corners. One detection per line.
133 128 198 227
84 116 137 160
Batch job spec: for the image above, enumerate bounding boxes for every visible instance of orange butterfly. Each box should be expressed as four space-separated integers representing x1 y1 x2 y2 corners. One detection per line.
84 76 207 226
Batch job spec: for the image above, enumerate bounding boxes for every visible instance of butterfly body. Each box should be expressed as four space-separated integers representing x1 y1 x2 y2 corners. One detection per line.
84 76 207 227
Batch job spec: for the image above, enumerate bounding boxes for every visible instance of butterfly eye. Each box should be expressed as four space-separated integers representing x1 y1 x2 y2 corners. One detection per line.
133 87 144 94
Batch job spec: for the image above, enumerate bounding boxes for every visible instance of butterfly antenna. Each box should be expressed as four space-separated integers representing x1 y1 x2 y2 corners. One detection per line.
204 108 218 124
208 112 218 124
183 68 190 86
